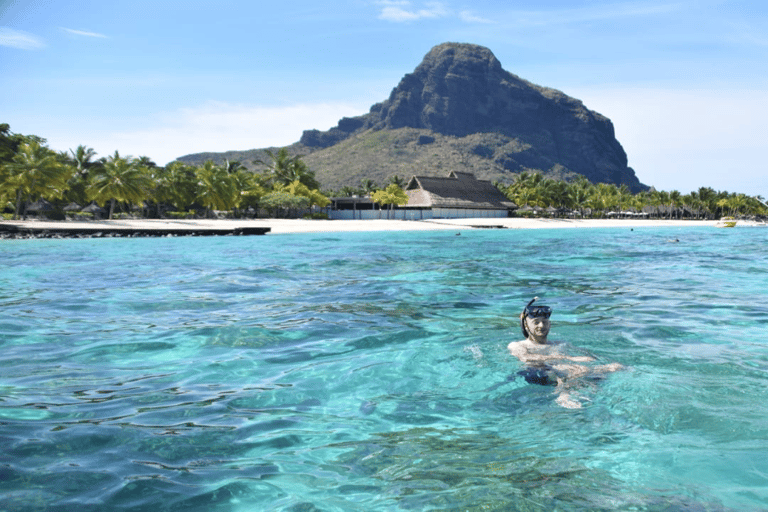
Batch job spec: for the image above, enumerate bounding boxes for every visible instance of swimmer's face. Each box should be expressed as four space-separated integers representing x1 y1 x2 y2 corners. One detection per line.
525 315 550 339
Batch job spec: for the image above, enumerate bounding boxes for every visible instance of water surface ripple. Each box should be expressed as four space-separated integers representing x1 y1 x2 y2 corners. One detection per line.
1 227 767 511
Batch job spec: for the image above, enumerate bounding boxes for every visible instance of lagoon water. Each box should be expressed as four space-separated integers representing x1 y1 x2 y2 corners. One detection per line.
1 226 767 511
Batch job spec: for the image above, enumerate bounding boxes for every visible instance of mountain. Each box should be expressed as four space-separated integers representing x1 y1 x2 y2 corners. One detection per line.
177 42 646 192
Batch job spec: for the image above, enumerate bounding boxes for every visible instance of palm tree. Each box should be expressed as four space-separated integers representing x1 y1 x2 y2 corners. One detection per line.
360 178 379 196
255 148 319 189
371 184 409 219
195 160 237 216
568 177 593 216
389 175 407 188
224 159 247 174
63 145 100 205
231 167 267 215
88 151 151 219
1 141 72 219
154 161 199 211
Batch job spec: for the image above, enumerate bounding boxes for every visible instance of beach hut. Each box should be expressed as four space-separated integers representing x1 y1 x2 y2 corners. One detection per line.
81 202 106 219
26 198 54 213
402 171 517 220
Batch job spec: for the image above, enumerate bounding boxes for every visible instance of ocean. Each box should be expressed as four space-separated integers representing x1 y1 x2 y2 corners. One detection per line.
1 226 767 511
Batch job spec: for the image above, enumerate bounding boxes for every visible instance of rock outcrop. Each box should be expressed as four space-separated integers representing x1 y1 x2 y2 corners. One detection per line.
179 43 645 191
299 42 644 191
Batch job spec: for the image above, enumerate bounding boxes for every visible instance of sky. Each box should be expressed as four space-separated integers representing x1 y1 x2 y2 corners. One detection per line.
2 0 767 196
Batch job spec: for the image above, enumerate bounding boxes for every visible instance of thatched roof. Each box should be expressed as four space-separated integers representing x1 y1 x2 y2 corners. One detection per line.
26 198 54 212
81 202 106 214
405 171 517 210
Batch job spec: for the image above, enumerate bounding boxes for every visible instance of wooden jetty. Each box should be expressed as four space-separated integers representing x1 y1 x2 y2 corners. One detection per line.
0 221 271 239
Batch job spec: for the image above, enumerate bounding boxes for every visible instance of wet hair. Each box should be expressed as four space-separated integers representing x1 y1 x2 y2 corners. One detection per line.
520 297 552 338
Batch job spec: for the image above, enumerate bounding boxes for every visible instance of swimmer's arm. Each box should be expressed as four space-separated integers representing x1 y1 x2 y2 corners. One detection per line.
561 355 594 363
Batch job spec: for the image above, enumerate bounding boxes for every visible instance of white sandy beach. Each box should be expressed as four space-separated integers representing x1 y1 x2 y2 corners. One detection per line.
1 217 732 234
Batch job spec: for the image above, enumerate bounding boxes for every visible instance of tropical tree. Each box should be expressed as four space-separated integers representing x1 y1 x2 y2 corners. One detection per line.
0 140 72 219
195 160 237 216
231 167 267 214
260 191 309 218
568 176 593 216
360 178 379 196
255 148 319 189
277 179 330 208
62 145 100 205
371 184 409 218
88 151 151 219
224 159 247 175
389 175 407 188
137 156 158 169
153 161 200 211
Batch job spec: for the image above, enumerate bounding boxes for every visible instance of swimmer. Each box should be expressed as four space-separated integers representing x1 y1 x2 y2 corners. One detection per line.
507 297 623 408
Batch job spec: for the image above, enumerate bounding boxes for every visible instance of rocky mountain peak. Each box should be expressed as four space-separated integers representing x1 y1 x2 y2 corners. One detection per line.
182 43 646 191
296 42 643 191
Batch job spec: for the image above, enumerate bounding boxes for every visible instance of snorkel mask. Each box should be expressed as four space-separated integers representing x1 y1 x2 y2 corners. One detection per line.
520 297 552 338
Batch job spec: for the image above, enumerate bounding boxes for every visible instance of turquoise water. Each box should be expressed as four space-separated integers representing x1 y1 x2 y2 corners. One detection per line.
1 226 767 511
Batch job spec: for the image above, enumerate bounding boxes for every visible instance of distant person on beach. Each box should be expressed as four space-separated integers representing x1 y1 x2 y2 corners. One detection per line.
507 297 623 408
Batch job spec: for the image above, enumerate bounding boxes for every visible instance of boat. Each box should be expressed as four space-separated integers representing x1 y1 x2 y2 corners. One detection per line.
716 217 737 228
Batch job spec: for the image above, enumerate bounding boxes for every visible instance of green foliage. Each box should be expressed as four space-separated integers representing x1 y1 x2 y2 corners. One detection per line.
153 161 199 211
303 212 329 220
1 140 72 219
1 123 767 221
496 173 768 219
166 211 196 219
255 148 320 189
195 160 237 213
371 184 409 207
88 151 152 219
276 180 330 208
260 191 310 218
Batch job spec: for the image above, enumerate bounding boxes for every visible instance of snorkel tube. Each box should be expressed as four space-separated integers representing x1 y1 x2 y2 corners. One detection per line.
520 297 538 338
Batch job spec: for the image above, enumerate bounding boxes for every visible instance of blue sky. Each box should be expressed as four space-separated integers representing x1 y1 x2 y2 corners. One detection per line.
2 0 767 196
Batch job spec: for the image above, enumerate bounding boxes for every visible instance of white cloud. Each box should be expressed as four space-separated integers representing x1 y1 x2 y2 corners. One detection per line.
61 28 108 38
459 10 494 24
378 1 448 22
55 101 368 165
0 27 45 50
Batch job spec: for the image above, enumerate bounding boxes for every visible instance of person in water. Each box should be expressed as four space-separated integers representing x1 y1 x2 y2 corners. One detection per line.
507 297 623 408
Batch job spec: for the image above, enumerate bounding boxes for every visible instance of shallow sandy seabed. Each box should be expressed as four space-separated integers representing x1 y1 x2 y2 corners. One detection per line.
1 217 733 235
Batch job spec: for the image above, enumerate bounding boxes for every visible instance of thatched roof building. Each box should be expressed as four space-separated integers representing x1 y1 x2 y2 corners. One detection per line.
405 172 517 212
327 171 517 220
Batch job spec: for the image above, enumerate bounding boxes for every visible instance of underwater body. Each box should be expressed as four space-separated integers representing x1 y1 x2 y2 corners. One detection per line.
1 227 767 511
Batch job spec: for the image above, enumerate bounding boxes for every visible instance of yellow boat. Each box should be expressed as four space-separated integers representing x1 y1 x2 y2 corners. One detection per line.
717 217 737 228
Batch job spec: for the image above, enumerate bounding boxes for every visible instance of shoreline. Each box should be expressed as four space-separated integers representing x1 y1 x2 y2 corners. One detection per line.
0 217 729 237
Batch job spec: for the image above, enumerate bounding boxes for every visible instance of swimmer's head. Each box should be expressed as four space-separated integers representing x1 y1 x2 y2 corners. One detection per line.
520 297 552 339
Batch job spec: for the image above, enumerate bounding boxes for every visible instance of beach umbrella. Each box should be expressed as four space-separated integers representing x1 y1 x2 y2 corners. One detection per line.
81 202 106 214
63 202 82 211
26 198 54 212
